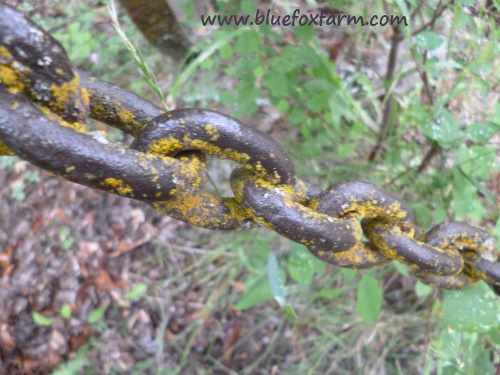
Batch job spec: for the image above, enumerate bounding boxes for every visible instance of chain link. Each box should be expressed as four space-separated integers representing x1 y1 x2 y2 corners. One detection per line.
1 4 499 294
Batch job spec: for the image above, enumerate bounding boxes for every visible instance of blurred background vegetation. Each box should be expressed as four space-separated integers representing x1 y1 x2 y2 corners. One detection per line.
3 0 500 374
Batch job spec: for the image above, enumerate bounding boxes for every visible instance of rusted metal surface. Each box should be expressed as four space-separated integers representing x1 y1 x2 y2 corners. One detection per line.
133 109 296 184
0 4 86 124
0 88 204 201
0 4 499 294
79 70 162 136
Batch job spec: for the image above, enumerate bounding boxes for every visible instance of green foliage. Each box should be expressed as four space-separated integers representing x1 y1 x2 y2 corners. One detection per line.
236 273 273 310
32 311 54 326
267 252 286 306
51 346 89 375
356 273 383 324
287 244 325 285
59 226 75 251
440 283 499 333
126 283 148 301
60 304 72 320
415 281 433 299
46 0 499 372
88 306 106 324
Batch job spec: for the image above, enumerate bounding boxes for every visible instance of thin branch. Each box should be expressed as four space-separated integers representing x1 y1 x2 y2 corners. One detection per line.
398 0 453 41
417 142 441 173
409 1 454 173
368 25 402 161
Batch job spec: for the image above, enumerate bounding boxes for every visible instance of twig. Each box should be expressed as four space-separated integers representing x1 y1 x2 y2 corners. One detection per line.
398 0 453 41
417 142 441 173
409 0 454 173
368 25 402 161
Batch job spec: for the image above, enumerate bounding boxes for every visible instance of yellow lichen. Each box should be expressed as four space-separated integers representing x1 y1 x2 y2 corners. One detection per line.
204 123 219 141
49 75 80 113
153 192 245 229
149 137 183 155
117 108 136 126
80 87 91 108
180 156 203 190
189 138 251 164
328 243 387 268
103 177 133 196
0 141 14 155
342 200 407 223
0 46 12 59
37 105 87 133
0 65 24 94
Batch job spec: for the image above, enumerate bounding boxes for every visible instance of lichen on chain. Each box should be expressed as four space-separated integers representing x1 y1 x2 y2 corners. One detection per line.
0 4 499 293
0 4 87 125
132 108 296 185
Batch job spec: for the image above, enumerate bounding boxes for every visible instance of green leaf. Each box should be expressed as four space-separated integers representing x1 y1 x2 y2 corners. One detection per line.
10 180 25 201
414 31 444 50
294 25 315 42
235 274 273 310
243 237 271 270
60 304 72 320
305 90 329 113
219 44 234 60
488 327 500 345
466 122 497 143
451 169 486 221
267 253 286 306
32 311 53 327
59 226 74 251
240 0 257 14
283 304 298 321
88 306 106 324
276 99 290 113
415 281 433 298
341 268 357 282
265 71 289 98
356 273 383 324
287 244 325 285
441 282 499 332
393 261 409 276
289 107 307 126
422 109 461 146
51 347 88 375
314 288 343 301
495 218 500 245
126 283 148 301
235 31 261 54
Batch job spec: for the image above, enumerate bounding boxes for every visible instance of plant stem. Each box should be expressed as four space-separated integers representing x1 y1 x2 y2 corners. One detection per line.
368 25 402 161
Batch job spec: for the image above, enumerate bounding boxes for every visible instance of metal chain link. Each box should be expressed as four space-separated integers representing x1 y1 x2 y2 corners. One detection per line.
1 4 499 294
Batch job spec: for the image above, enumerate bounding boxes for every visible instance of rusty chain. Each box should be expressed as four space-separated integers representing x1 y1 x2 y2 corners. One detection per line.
0 4 499 295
